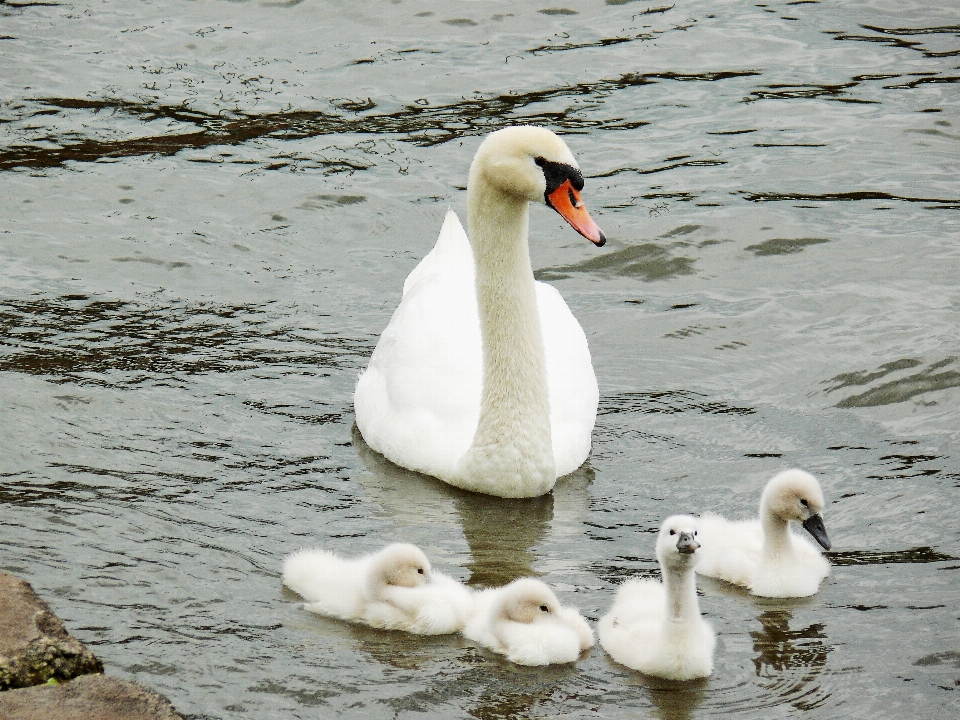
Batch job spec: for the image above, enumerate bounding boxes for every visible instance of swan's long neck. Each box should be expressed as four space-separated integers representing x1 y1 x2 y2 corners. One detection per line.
760 506 794 561
457 177 554 497
662 562 700 623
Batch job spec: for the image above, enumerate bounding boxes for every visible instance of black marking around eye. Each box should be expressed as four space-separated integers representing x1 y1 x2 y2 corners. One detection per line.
540 604 549 612
535 156 584 196
800 499 809 506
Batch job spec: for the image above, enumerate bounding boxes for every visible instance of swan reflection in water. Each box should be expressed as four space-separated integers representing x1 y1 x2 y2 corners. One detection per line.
751 609 830 675
350 424 592 588
750 608 832 711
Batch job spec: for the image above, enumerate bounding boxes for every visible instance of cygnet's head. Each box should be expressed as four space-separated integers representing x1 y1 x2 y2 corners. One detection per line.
760 469 831 550
468 126 605 245
494 578 562 624
656 514 701 570
370 543 431 589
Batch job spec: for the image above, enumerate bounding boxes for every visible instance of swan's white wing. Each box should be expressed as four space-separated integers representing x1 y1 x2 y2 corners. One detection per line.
602 578 665 630
694 514 763 588
462 589 503 650
498 618 583 666
377 571 475 634
402 209 475 295
355 213 481 481
538 281 598 476
598 578 664 669
283 550 368 620
556 606 595 650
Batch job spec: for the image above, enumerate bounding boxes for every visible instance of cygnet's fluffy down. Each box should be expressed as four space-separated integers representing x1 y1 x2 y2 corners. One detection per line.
695 469 832 598
282 543 474 634
463 578 593 666
599 515 715 680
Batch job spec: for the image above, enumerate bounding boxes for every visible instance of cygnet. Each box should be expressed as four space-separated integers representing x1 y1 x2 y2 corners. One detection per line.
463 578 593 666
695 469 832 598
282 543 474 634
598 515 715 680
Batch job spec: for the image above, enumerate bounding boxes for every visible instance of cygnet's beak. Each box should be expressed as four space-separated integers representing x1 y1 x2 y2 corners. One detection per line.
546 180 606 247
802 514 831 550
676 531 700 554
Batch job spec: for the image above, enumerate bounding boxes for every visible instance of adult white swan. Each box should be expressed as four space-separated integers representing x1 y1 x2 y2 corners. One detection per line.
354 127 605 498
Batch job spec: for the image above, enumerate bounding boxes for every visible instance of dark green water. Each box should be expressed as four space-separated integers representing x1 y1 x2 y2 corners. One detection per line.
1 1 958 718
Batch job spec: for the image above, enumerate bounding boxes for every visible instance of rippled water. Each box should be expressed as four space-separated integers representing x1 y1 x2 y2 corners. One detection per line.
2 0 959 718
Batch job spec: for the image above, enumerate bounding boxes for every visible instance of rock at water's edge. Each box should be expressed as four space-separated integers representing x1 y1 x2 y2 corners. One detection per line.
0 673 185 720
0 572 103 690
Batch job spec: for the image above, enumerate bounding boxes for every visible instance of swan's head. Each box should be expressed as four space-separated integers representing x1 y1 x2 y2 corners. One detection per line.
469 126 606 246
656 514 701 570
494 578 562 624
760 469 831 550
368 543 432 590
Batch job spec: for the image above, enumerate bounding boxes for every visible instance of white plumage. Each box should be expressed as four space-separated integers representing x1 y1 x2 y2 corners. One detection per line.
463 577 594 666
355 127 604 498
695 469 832 598
282 543 474 635
599 515 715 680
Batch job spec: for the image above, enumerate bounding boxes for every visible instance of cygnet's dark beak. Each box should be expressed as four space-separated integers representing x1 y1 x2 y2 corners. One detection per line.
676 531 700 554
802 514 831 550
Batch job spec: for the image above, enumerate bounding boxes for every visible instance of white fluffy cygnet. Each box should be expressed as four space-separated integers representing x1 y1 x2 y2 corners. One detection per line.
462 577 594 666
695 469 832 598
282 543 474 634
598 515 715 680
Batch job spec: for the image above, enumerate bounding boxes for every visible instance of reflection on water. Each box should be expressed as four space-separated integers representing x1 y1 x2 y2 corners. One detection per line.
751 610 829 676
0 296 368 387
827 547 957 566
456 492 553 588
351 426 582 586
4 0 960 717
826 357 960 409
535 243 696 282
750 610 833 710
750 610 831 712
645 678 707 720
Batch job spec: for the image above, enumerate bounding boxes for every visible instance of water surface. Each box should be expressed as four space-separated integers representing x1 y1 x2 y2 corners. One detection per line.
1 1 958 718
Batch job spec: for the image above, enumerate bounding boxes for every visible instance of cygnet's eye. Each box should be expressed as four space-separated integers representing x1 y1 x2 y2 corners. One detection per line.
669 529 676 535
539 604 549 612
417 568 425 574
800 499 809 507
694 531 698 536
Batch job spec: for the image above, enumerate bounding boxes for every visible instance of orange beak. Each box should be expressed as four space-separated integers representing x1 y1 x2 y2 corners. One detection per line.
546 179 606 247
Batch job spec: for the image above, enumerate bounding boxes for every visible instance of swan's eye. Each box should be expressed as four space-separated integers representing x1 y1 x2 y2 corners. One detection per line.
539 605 549 612
800 499 809 507
669 529 675 535
534 156 546 167
694 531 698 536
417 568 424 574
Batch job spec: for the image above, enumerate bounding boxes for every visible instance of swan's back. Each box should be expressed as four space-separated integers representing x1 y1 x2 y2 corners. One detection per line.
283 549 369 620
496 613 585 666
694 513 763 587
463 580 593 666
367 571 474 635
